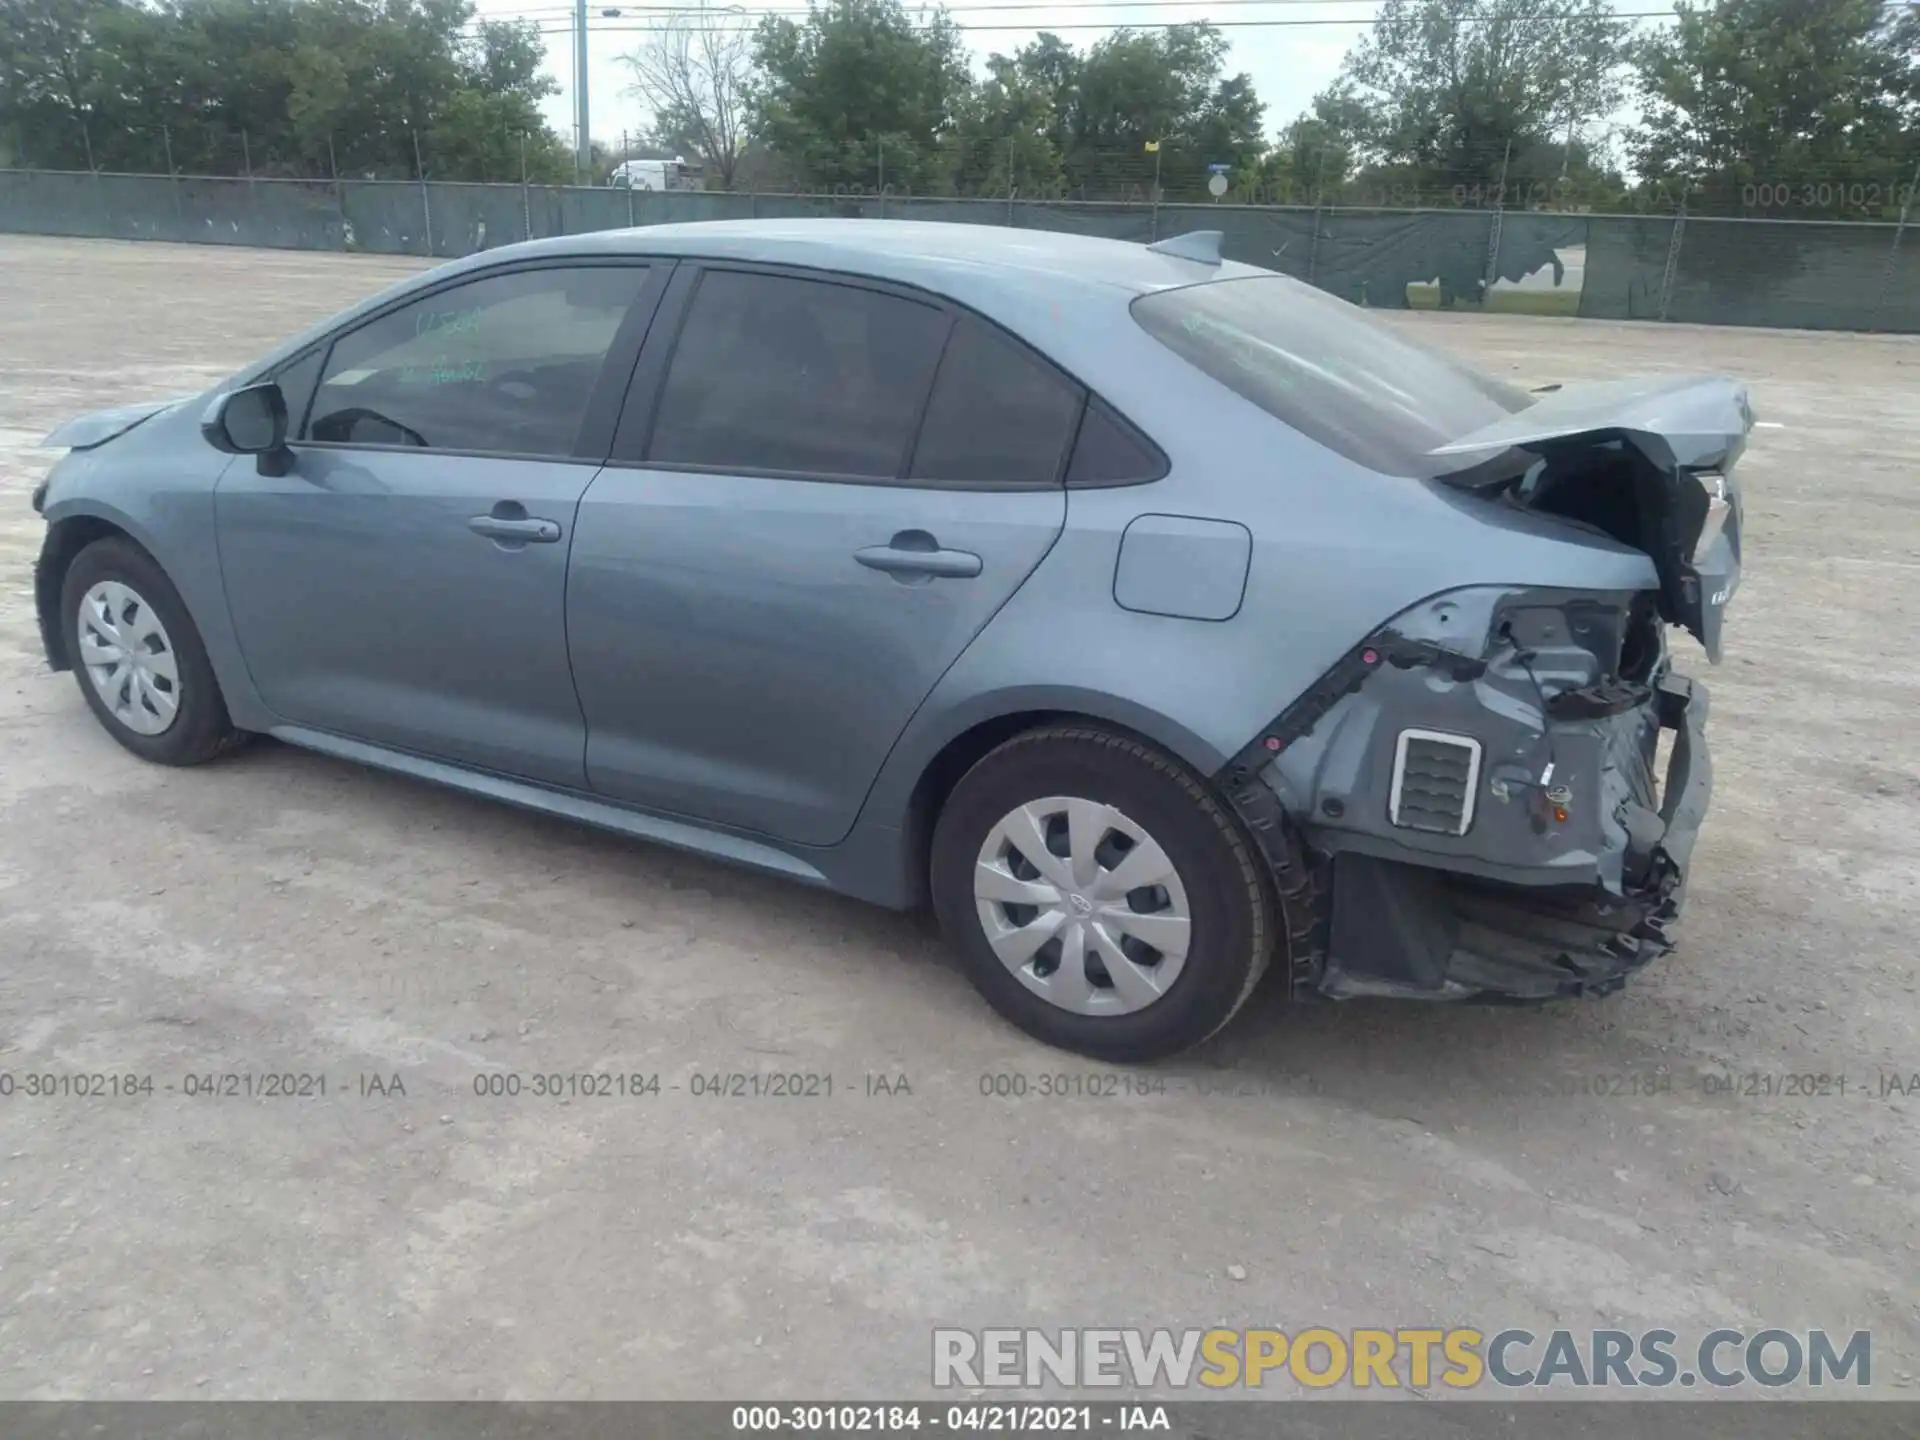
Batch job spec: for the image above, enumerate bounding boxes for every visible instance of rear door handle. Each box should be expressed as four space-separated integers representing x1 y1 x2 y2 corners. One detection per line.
855 532 983 580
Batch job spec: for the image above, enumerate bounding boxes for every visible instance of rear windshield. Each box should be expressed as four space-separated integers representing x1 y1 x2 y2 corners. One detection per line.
1131 275 1534 478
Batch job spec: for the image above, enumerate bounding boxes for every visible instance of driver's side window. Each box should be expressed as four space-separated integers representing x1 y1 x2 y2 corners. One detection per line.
304 264 649 458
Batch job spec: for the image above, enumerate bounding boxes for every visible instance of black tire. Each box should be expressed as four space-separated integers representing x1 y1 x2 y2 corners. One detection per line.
931 725 1279 1062
60 535 247 766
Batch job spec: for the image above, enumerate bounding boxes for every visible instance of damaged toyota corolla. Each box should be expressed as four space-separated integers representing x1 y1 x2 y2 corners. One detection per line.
29 220 1745 1060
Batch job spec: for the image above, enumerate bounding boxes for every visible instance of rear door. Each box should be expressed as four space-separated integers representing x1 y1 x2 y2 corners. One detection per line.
216 261 666 786
567 264 1080 847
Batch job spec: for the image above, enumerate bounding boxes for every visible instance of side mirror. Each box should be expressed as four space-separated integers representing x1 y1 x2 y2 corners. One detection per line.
201 382 292 476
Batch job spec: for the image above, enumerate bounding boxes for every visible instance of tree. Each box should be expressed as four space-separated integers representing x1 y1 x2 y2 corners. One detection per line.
1630 0 1919 214
750 0 972 193
622 0 753 190
0 0 130 168
1012 31 1081 166
0 0 573 179
1044 24 1266 198
1318 0 1630 201
278 0 566 179
1237 93 1369 204
942 53 1066 196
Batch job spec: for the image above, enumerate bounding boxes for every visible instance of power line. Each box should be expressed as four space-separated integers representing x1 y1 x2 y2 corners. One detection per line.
470 0 1911 17
490 10 1688 28
485 0 1462 13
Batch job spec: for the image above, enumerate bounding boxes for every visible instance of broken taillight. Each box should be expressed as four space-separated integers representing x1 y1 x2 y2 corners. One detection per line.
1692 469 1732 564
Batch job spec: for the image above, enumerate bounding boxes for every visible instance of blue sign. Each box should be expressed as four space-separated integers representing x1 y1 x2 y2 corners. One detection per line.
1207 163 1232 174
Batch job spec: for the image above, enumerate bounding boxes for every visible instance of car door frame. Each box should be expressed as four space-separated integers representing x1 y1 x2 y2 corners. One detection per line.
275 254 680 465
606 258 1111 491
212 253 681 779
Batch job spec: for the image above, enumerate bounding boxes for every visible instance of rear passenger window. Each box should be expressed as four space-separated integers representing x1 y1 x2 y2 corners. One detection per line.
648 270 951 478
909 318 1084 486
1066 397 1168 486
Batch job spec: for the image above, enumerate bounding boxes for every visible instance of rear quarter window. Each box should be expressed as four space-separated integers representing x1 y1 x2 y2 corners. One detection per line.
1066 398 1166 487
909 317 1085 487
1131 275 1534 478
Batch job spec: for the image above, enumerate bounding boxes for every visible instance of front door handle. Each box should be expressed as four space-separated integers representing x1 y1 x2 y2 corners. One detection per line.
855 531 982 581
469 502 561 546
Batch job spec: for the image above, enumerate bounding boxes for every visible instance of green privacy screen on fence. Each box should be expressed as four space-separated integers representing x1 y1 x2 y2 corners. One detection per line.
3 169 1916 332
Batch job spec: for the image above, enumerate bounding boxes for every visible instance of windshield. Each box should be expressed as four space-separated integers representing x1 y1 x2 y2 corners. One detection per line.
1131 275 1534 478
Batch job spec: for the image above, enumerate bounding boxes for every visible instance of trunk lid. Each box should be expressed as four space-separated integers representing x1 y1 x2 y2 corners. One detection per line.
1430 374 1752 661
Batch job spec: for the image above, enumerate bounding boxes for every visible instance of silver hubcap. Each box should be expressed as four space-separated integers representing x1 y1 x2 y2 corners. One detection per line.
77 580 181 736
974 796 1192 1016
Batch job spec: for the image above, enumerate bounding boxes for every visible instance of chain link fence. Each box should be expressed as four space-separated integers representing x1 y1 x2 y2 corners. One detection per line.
4 166 1918 332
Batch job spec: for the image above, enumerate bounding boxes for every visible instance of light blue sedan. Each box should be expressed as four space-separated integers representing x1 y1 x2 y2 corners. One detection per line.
31 220 1746 1058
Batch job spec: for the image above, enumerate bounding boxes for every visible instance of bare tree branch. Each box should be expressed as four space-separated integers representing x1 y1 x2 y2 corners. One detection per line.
621 1 752 189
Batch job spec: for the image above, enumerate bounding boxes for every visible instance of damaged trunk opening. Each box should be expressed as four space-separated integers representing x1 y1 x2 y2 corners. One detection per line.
1430 373 1750 662
1217 374 1748 1004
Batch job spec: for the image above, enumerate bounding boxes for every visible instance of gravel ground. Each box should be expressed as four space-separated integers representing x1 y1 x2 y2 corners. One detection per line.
0 235 1915 1402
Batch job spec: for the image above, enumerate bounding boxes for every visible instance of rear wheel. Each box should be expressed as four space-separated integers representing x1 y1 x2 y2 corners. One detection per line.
931 725 1277 1062
61 536 246 766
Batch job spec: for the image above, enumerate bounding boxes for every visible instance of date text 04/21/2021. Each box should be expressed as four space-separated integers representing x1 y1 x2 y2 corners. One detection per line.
730 1405 1167 1433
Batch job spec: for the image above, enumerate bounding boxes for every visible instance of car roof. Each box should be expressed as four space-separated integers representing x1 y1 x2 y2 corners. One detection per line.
238 219 1275 391
509 218 1265 293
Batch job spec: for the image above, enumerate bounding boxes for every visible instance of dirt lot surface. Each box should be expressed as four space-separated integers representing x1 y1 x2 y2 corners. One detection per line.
0 236 1915 1401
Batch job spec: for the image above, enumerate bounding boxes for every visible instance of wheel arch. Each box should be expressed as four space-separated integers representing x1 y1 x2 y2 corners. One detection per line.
34 498 271 734
35 507 155 671
871 689 1226 909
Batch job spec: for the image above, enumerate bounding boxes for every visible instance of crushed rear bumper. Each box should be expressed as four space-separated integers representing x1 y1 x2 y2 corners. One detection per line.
1217 584 1715 1003
1318 673 1708 1000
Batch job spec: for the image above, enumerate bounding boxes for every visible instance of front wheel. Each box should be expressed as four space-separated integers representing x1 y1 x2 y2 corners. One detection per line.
931 726 1279 1062
60 535 246 766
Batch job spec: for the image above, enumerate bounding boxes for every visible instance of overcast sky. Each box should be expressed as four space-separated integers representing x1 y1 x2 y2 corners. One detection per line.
472 0 1383 159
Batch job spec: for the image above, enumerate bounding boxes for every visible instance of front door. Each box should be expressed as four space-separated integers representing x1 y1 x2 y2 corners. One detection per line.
216 261 661 787
569 266 1085 847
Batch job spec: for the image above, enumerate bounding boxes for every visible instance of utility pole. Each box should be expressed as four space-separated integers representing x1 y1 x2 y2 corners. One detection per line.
1658 182 1688 323
1146 139 1161 241
164 123 183 230
328 133 346 246
1306 148 1325 288
410 120 433 256
1873 152 1920 330
574 0 591 183
1659 93 1704 324
81 113 106 230
1482 138 1512 304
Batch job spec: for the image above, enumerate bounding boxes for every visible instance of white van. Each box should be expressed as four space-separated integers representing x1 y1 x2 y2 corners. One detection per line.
608 158 702 191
